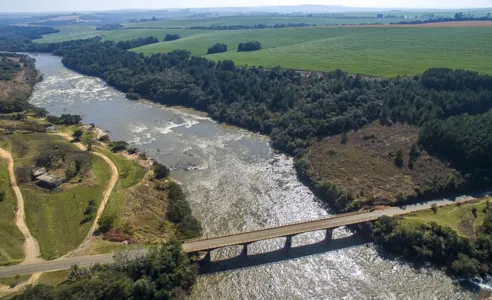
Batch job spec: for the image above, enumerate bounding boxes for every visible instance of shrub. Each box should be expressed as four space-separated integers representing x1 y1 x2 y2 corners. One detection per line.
431 203 438 214
99 135 110 143
111 141 129 152
153 162 170 179
72 129 83 141
340 132 348 144
207 43 228 54
237 41 261 52
164 34 180 41
394 149 404 168
98 214 115 233
127 147 138 155
0 191 5 202
47 114 81 125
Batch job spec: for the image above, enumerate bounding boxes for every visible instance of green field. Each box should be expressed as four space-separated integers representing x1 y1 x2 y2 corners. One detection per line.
133 26 492 77
0 160 24 266
123 16 407 29
402 199 490 237
6 133 112 260
34 26 101 43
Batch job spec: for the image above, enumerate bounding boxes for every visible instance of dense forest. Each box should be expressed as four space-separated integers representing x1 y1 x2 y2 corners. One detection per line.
12 238 197 300
3 37 492 200
373 206 492 278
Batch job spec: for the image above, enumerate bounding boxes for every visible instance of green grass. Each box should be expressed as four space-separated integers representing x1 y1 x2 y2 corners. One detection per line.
93 147 145 190
38 270 70 286
0 160 24 266
34 26 101 43
133 26 492 77
6 133 113 260
402 199 490 237
0 275 30 287
123 16 408 29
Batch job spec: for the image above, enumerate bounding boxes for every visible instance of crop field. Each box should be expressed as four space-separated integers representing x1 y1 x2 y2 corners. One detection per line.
34 25 101 43
0 160 24 266
133 26 492 77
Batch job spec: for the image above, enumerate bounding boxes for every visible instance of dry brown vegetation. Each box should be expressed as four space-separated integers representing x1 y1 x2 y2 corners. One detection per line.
0 67 38 102
307 122 463 205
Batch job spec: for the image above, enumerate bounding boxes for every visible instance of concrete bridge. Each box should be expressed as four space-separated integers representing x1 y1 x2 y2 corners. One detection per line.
0 197 480 279
181 198 468 260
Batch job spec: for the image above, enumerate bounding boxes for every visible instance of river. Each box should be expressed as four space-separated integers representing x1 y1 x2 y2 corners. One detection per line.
28 53 484 299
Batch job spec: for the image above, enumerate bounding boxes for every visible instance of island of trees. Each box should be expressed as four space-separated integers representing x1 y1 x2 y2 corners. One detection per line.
164 33 180 41
207 43 228 54
237 41 261 52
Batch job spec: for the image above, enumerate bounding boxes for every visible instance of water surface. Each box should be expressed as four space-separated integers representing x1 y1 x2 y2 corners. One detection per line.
30 53 480 299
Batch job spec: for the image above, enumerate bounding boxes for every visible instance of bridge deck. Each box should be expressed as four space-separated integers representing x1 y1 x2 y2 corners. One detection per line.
182 199 458 252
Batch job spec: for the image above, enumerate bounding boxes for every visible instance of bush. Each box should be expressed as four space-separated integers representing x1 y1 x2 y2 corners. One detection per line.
125 92 140 100
394 149 404 168
164 34 180 41
207 43 228 54
99 135 110 143
98 214 115 233
127 147 138 155
72 129 83 141
111 141 129 152
0 191 4 202
154 162 170 179
237 41 261 52
47 114 82 125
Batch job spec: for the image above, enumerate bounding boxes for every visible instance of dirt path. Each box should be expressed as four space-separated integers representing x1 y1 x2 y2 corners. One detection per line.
0 147 42 265
54 133 119 246
0 272 41 295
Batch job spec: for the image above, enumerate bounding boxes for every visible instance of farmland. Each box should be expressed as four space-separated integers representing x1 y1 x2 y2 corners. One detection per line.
132 26 492 77
32 15 492 77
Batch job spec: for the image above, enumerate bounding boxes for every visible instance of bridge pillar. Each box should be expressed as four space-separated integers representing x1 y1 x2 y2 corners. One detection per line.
325 229 333 243
202 250 212 264
241 243 251 256
285 235 295 249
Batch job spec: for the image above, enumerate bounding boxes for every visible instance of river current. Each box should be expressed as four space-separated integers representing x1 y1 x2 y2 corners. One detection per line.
28 53 482 299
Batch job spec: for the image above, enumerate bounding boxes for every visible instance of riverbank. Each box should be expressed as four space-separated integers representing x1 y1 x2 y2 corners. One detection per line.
20 51 483 298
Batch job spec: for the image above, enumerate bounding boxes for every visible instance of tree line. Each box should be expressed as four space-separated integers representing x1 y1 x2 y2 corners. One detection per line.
189 23 313 30
373 204 492 278
393 12 491 25
6 36 492 210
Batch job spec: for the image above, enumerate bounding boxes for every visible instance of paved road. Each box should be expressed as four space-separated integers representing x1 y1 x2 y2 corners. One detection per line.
0 195 486 279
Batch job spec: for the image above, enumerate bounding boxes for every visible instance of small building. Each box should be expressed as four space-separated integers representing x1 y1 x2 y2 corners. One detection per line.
32 167 47 178
36 174 63 189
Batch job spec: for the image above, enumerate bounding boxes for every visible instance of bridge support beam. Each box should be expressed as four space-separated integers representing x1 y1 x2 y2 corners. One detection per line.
241 243 251 256
285 235 295 249
325 229 333 244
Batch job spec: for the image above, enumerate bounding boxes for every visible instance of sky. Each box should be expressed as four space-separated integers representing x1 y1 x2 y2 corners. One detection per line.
1 0 491 13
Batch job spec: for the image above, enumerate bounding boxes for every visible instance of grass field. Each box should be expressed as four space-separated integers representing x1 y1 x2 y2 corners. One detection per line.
38 270 70 286
6 133 112 260
402 199 491 238
93 147 145 190
133 26 492 77
123 16 408 29
0 160 24 266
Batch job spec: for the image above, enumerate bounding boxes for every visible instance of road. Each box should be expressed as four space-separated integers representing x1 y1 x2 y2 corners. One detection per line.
0 195 484 279
0 147 42 264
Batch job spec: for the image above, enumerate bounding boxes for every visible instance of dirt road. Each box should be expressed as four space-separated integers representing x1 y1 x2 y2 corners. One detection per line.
0 147 42 264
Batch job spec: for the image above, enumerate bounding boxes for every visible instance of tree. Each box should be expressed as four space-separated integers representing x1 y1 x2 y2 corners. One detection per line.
431 203 438 214
0 191 4 202
153 162 170 179
340 132 348 144
237 41 261 52
164 34 180 41
207 43 228 55
394 149 404 167
451 253 480 277
98 214 115 233
83 134 93 151
377 13 384 18
111 141 129 152
72 129 83 141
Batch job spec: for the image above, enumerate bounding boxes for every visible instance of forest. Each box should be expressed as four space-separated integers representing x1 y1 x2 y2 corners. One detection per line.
3 35 492 208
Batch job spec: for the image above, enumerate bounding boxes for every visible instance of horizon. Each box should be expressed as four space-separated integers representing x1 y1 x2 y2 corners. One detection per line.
1 1 492 14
